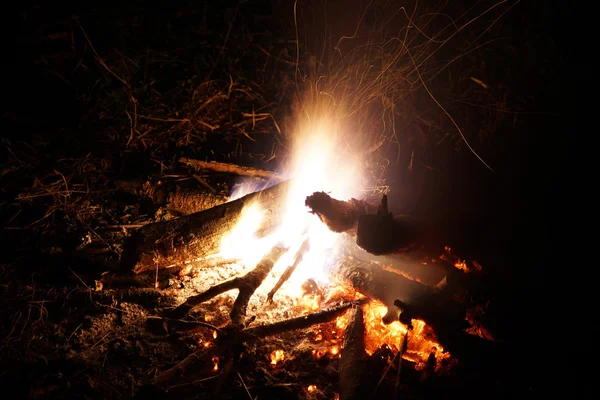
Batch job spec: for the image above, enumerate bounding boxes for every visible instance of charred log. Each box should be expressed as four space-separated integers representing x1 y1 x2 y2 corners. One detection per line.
339 305 367 400
243 299 366 338
336 232 467 292
334 256 467 331
120 180 291 274
310 192 473 291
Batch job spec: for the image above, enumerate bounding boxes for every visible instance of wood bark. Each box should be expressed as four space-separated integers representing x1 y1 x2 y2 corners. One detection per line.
120 180 291 274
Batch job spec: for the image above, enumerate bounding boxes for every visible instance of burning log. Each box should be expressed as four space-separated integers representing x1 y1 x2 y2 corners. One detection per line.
167 244 286 327
339 305 367 400
308 191 470 290
334 256 467 330
336 258 505 364
120 180 291 274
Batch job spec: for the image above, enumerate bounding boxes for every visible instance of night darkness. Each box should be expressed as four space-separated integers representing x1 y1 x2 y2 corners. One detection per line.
2 1 572 398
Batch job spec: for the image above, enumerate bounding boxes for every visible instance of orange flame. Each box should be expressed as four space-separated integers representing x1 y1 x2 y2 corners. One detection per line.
270 349 285 366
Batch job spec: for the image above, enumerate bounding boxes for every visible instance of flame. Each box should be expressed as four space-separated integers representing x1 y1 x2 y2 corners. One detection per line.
212 356 219 371
454 260 468 271
201 83 447 367
270 349 285 365
219 201 273 268
307 385 317 392
215 94 366 295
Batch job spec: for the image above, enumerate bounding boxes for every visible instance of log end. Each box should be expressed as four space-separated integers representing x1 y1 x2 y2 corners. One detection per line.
305 192 370 233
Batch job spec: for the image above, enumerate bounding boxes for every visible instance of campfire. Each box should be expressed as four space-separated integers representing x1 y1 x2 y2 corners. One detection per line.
115 112 495 398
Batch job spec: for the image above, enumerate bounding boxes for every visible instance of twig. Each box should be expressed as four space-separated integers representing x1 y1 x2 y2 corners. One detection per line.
74 18 128 87
147 316 222 333
66 323 83 346
180 157 283 180
69 267 90 290
238 372 253 400
192 174 217 193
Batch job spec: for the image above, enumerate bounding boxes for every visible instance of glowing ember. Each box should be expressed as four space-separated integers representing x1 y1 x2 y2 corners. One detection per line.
270 349 285 365
212 356 219 371
330 345 339 356
454 260 468 271
307 385 317 392
362 301 448 363
213 330 217 339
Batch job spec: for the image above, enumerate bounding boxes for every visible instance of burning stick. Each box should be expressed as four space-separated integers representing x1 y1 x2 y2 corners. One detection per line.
339 305 367 400
266 238 310 303
179 157 283 180
120 180 291 274
167 244 287 327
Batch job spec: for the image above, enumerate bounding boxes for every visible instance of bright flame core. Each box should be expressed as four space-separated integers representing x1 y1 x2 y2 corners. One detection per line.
218 114 365 294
